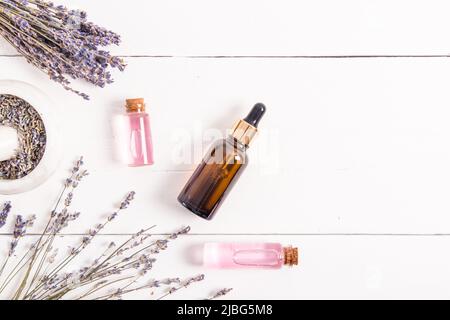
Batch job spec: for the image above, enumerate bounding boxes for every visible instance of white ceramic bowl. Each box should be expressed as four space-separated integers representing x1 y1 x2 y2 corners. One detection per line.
0 80 62 195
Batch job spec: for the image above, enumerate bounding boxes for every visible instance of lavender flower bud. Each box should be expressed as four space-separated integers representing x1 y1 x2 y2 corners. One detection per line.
0 201 12 229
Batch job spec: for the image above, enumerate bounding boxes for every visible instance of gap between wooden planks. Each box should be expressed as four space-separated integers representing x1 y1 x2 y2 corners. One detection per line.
3 233 450 236
1 54 450 58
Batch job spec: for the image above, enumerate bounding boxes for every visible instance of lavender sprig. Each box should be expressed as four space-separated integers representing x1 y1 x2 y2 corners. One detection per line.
0 202 12 229
208 288 233 300
0 0 126 99
9 214 36 257
0 212 35 284
157 275 206 300
0 202 13 278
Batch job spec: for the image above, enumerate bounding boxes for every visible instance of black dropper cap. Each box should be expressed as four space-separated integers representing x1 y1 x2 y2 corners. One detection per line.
243 103 267 128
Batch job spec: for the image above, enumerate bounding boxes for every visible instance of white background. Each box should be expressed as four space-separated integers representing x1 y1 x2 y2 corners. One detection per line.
2 0 450 299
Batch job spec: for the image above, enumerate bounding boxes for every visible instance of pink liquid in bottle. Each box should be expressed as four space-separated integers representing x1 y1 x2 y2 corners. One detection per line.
123 98 154 167
203 243 298 269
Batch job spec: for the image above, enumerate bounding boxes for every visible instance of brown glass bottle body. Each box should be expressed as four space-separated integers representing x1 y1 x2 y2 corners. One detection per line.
178 136 249 220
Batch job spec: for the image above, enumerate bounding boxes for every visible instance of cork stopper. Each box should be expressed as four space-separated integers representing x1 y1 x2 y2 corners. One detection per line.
126 98 146 113
284 247 299 267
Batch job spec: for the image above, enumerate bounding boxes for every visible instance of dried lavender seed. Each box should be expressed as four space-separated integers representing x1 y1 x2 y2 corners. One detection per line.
0 94 47 180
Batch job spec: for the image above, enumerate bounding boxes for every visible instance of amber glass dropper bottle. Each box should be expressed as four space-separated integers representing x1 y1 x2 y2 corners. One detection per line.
177 103 267 220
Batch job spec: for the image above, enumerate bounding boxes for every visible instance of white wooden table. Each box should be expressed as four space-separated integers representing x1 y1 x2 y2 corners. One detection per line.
2 0 450 299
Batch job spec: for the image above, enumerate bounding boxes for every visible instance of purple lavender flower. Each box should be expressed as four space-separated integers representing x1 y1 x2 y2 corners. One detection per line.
209 288 233 300
169 226 191 239
13 215 26 239
0 0 126 99
9 214 36 256
157 275 206 300
0 201 12 229
120 191 136 210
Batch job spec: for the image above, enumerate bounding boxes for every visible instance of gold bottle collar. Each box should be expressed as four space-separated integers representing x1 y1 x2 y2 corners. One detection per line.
231 120 258 147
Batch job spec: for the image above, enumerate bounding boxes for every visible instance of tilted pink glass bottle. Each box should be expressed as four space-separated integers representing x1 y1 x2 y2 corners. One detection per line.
203 243 298 269
123 98 154 167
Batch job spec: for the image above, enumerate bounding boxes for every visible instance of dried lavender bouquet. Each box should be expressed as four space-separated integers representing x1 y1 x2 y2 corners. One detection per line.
0 0 126 99
0 158 232 300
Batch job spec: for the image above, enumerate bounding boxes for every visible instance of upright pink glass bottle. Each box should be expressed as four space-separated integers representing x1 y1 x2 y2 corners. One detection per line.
203 243 298 269
123 98 154 167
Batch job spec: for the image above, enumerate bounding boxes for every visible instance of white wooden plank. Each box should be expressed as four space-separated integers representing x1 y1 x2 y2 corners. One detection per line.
1 234 450 299
1 57 450 234
1 0 450 56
